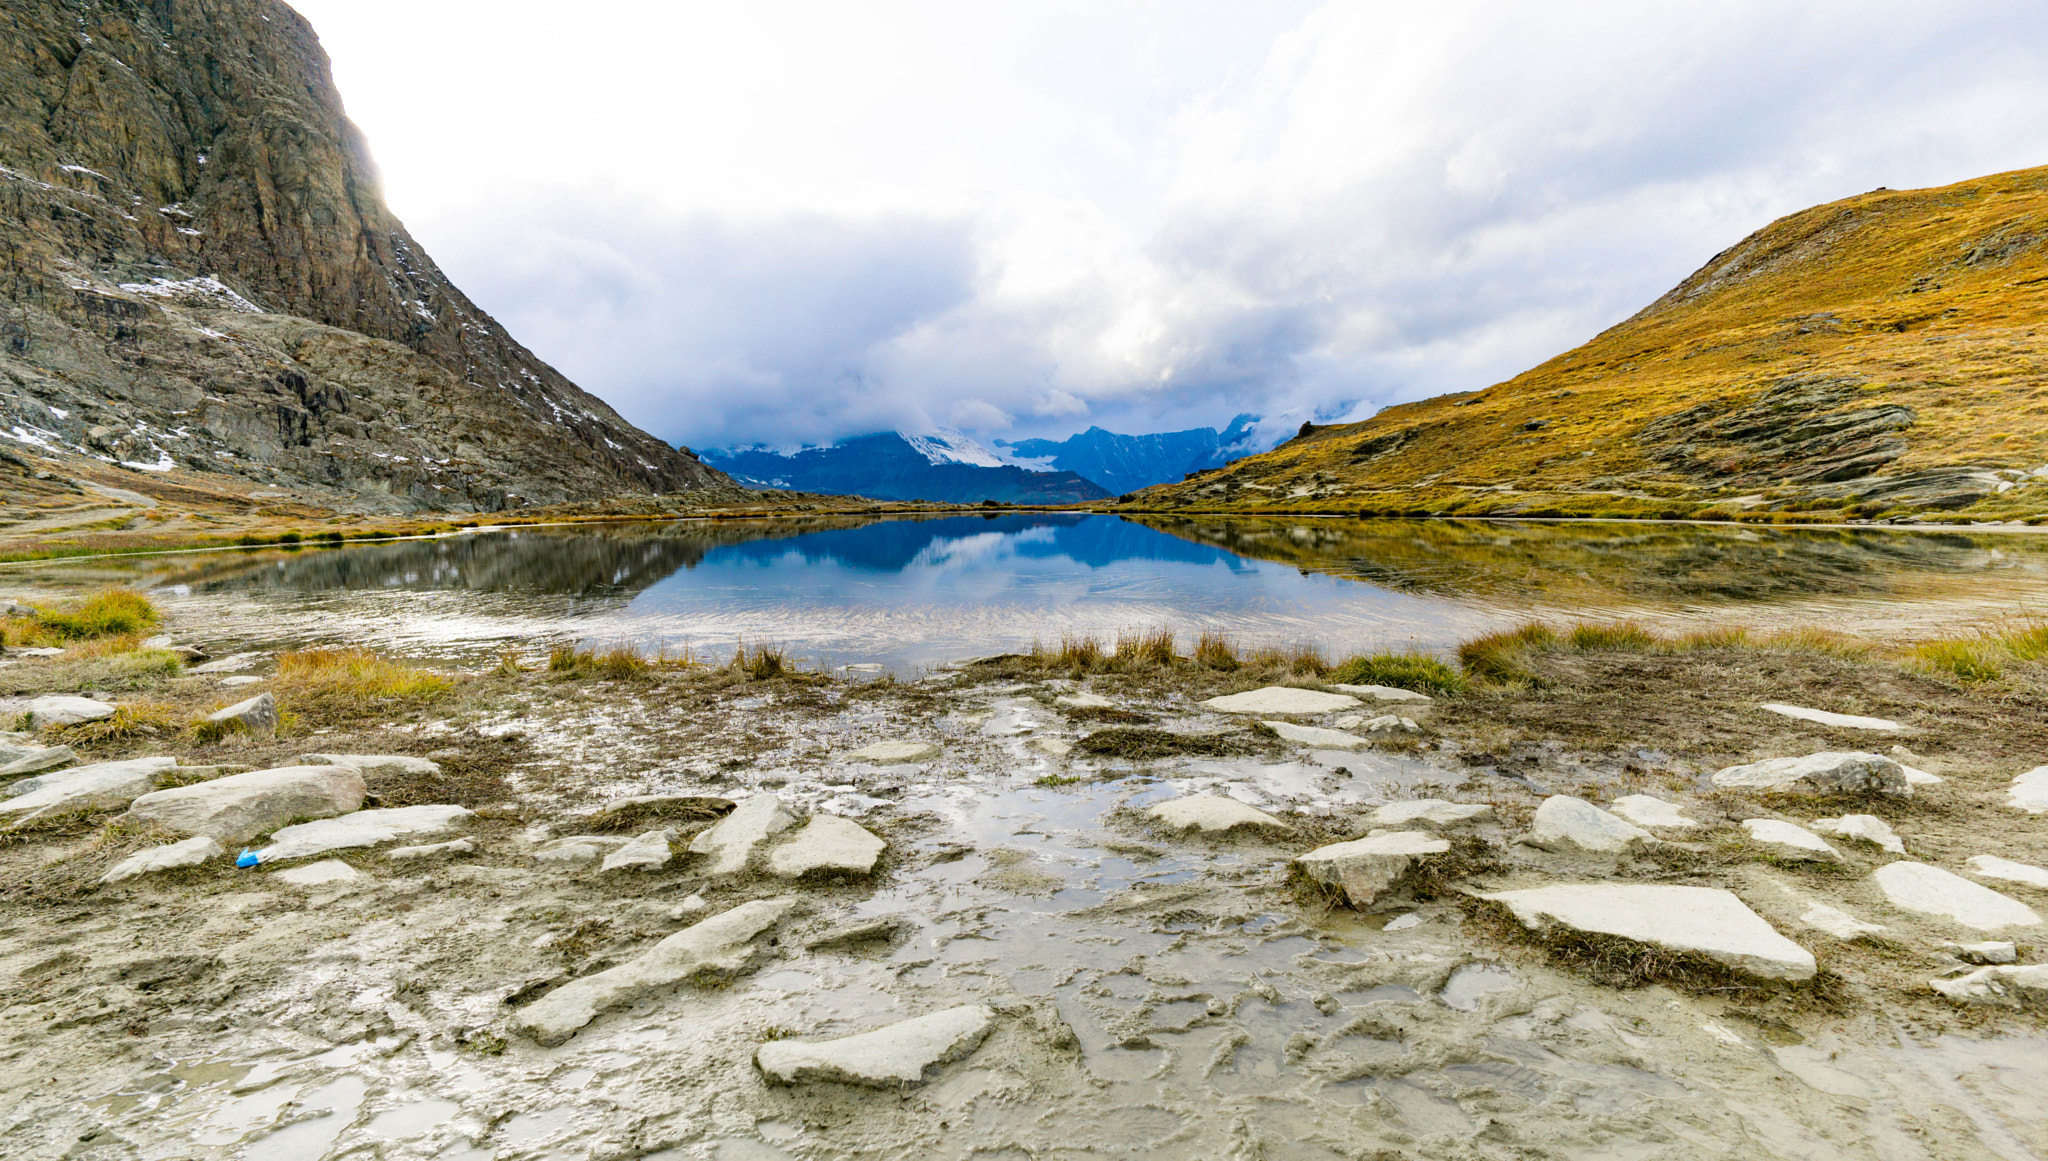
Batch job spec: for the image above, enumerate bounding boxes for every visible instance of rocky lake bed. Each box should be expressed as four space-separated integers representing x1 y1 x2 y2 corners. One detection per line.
0 586 2045 1159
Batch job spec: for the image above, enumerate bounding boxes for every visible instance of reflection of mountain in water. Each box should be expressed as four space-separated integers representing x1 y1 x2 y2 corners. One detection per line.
1139 517 2048 602
710 514 1248 572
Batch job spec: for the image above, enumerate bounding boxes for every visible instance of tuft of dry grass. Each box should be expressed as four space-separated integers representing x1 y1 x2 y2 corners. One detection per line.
1327 651 1467 695
1114 626 1177 667
29 589 161 640
46 701 184 745
731 642 790 681
1192 631 1240 670
270 648 454 720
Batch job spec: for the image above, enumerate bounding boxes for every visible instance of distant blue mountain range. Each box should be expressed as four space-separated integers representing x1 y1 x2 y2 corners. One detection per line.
995 414 1267 497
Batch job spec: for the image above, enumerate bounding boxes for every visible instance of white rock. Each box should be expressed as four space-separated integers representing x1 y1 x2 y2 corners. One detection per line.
1949 941 2018 964
668 894 708 919
1295 831 1449 909
297 753 444 776
0 744 77 779
125 765 366 843
1760 703 1905 732
1902 766 1943 786
218 676 263 688
766 815 886 877
0 757 179 824
99 836 223 883
14 646 63 657
1800 903 1884 939
1871 862 2043 931
1741 819 1841 862
532 835 631 863
1711 752 1908 796
513 899 795 1045
1361 715 1423 733
1523 796 1653 854
1964 854 2048 890
272 859 362 887
1201 686 1360 715
204 692 277 738
602 829 675 872
1931 964 2048 1008
846 740 940 764
1029 737 1072 758
1054 691 1114 708
1261 720 1371 751
26 696 115 729
1383 912 1424 931
1147 794 1293 835
255 805 473 863
2008 766 2048 813
1483 884 1816 981
1810 814 1904 854
191 652 263 674
1367 799 1492 828
688 793 798 875
1609 794 1698 830
1331 684 1434 704
757 1005 996 1088
386 837 476 861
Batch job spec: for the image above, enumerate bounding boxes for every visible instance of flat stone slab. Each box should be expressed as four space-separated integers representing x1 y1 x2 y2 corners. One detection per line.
191 652 263 674
1360 714 1422 734
100 836 223 883
1054 691 1114 708
1711 751 1907 796
2009 766 2048 813
1903 765 1943 786
1261 720 1370 751
1742 819 1840 862
0 744 77 778
756 1005 996 1088
1524 796 1652 854
1482 884 1816 981
1931 964 2048 1009
0 757 180 825
1295 831 1449 909
1367 799 1492 829
1800 903 1884 939
126 765 366 843
1811 814 1904 854
1871 862 2043 931
846 741 940 764
1201 687 1360 715
1761 703 1906 732
1965 854 2048 889
387 837 476 861
1148 794 1293 835
766 815 886 877
688 793 798 875
27 696 115 729
1332 684 1433 703
533 835 632 862
1609 794 1697 829
1950 941 2018 964
298 753 444 776
514 898 795 1046
255 805 473 863
218 676 264 688
272 859 362 887
602 829 674 872
1029 737 1073 758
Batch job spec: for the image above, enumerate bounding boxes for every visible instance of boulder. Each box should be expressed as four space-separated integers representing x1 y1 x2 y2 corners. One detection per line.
1609 794 1697 830
532 835 631 863
1948 941 2018 965
1741 819 1840 862
756 1005 996 1088
1054 691 1114 709
254 805 472 863
1367 799 1492 829
386 837 476 861
125 765 366 843
297 753 443 777
688 793 798 875
766 815 886 877
1523 796 1652 854
272 859 363 887
1361 715 1423 734
0 757 180 825
99 836 223 883
1760 703 1905 732
1482 884 1816 981
1930 964 2048 1009
1201 687 1360 715
1147 794 1293 835
513 898 795 1046
2009 766 2048 813
601 829 675 873
1871 862 2042 931
1710 752 1908 796
846 741 940 764
204 693 278 739
1810 814 1904 854
1294 831 1450 909
1261 720 1370 751
0 744 77 779
1964 854 2048 890
27 696 115 729
1800 903 1884 939
1331 684 1433 704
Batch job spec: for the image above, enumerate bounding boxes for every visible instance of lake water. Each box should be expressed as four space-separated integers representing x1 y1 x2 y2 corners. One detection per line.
87 513 2048 671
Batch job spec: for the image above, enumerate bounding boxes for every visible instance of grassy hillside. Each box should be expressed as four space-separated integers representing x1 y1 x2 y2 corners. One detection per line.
1117 165 2048 523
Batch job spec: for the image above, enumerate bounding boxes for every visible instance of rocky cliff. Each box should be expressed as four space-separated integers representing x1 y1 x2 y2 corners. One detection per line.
0 0 725 511
1120 166 2048 522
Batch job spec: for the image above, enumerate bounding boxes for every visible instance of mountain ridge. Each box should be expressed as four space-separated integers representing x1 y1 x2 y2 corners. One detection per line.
701 432 1111 504
997 414 1267 496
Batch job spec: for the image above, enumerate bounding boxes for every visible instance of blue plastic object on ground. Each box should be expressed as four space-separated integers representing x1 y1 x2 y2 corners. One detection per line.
236 849 260 868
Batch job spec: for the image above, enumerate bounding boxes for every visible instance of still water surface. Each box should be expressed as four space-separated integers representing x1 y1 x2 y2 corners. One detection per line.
106 513 2048 670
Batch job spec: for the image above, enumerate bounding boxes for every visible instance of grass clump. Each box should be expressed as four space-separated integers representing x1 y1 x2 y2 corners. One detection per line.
1077 727 1256 760
550 643 655 679
1328 652 1467 696
1458 623 1559 686
29 590 160 640
1114 626 1177 666
46 701 184 744
1192 631 1240 669
731 642 789 681
271 648 454 718
1908 638 2005 684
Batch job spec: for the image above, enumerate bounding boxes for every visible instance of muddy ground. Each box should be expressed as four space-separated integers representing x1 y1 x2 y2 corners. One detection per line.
0 606 2045 1159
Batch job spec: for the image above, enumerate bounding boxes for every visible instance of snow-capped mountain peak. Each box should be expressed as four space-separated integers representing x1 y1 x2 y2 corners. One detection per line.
900 428 1015 470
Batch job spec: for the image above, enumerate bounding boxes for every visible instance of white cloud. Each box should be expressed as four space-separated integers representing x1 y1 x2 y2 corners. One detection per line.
292 0 2048 447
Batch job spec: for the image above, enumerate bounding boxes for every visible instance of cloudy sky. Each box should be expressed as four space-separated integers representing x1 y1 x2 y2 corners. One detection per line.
292 0 2048 451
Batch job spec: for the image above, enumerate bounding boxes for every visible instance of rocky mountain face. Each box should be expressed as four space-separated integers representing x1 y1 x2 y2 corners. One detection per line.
0 0 726 512
704 432 1112 505
1123 166 2048 522
996 414 1268 497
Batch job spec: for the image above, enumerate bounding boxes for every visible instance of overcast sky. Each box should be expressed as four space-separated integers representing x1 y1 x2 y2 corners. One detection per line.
292 0 2048 450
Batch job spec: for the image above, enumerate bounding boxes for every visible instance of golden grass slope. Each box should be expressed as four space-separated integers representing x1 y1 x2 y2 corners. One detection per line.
1121 165 2048 522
